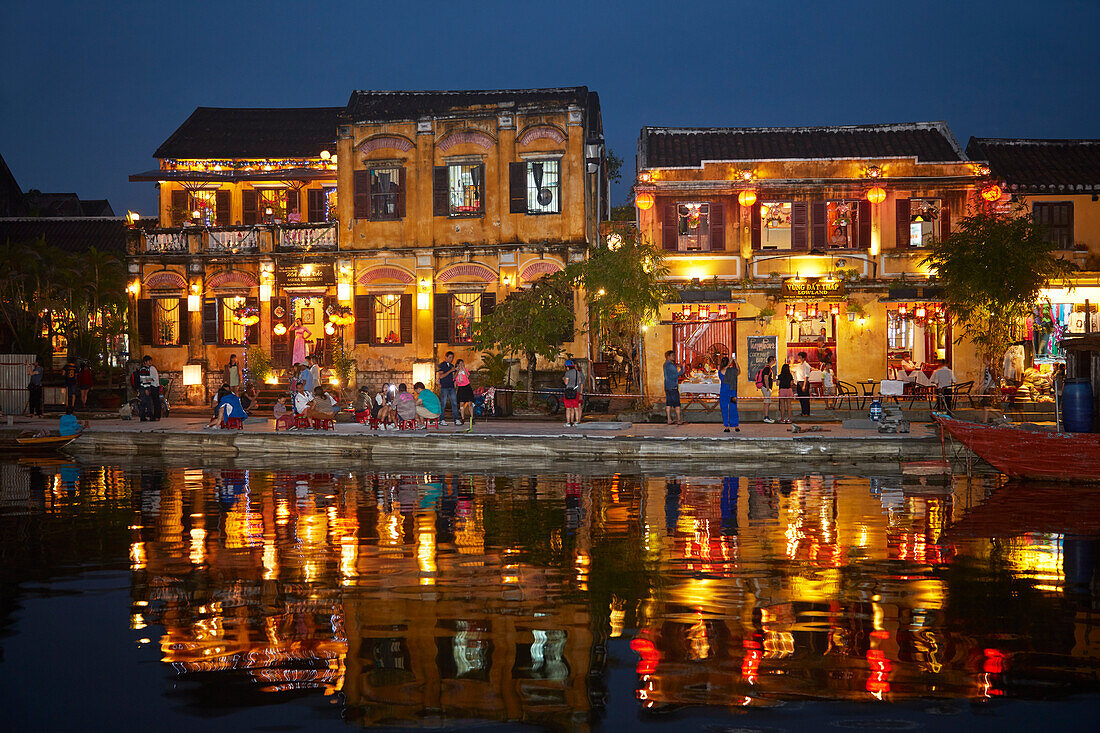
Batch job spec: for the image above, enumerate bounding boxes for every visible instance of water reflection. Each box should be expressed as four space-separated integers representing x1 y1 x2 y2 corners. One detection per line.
1 461 1099 729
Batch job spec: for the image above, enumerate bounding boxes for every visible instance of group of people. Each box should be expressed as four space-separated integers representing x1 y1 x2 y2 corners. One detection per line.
24 358 94 418
350 382 442 429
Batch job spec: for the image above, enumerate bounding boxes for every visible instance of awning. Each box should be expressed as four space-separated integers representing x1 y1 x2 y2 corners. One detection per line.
129 167 336 183
881 286 944 302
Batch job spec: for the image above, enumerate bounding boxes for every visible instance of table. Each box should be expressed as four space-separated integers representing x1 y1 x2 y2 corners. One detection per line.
857 379 878 410
678 381 720 413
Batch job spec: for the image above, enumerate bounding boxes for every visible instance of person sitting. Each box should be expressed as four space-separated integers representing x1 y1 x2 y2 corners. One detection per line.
931 359 956 410
239 382 258 411
354 386 373 421
206 386 247 428
413 382 442 425
300 386 337 423
273 396 293 431
393 383 418 426
60 408 88 437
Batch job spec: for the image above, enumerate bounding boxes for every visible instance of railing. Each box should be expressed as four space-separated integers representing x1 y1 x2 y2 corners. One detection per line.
276 223 338 252
207 226 260 253
145 229 188 253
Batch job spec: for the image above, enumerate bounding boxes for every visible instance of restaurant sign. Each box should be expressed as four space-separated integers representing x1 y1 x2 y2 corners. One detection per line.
278 263 335 289
780 277 846 300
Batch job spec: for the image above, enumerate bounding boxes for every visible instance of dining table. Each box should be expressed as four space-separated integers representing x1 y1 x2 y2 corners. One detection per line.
857 379 878 409
678 380 721 412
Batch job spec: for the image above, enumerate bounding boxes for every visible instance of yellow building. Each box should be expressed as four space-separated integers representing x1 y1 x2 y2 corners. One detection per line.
127 89 606 398
633 122 988 400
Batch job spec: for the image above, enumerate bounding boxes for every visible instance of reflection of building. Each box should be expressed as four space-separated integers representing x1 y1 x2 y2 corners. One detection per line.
127 89 607 395
633 123 986 393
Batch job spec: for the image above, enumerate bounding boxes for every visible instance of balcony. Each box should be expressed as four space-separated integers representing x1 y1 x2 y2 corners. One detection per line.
134 222 339 255
144 229 189 253
207 226 260 253
275 222 338 252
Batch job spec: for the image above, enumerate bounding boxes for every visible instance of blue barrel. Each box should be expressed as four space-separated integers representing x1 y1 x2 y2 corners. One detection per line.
1063 379 1094 433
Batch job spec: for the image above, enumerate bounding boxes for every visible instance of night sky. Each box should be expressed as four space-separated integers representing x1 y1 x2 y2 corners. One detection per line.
2 0 1097 216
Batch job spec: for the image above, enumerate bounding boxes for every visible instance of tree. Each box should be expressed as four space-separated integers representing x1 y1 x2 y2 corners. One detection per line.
570 229 673 395
473 270 576 406
920 210 1073 369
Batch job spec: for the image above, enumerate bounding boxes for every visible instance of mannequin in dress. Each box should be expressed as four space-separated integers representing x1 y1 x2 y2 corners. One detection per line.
291 317 311 366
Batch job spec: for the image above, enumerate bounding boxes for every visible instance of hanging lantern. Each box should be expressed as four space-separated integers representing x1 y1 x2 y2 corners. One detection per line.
328 305 356 326
635 192 655 211
233 306 259 326
898 303 908 316
699 304 710 319
324 321 336 335
866 186 887 204
273 323 287 336
682 304 692 318
718 304 728 317
915 304 926 319
981 183 1003 202
795 310 804 322
808 303 818 318
738 190 757 208
830 303 840 316
786 304 795 317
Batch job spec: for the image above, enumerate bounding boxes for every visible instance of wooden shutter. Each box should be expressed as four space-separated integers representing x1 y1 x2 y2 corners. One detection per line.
433 166 449 216
353 170 370 220
811 202 827 249
285 189 299 219
509 162 527 214
895 198 910 248
399 293 413 344
354 294 373 344
396 168 407 218
242 189 258 226
433 293 451 343
137 299 153 345
480 292 496 320
857 200 871 250
791 202 809 250
940 201 950 239
709 202 725 251
170 190 187 226
307 189 324 222
661 202 678 251
750 202 762 249
176 298 189 344
215 190 231 227
202 298 218 344
245 297 259 345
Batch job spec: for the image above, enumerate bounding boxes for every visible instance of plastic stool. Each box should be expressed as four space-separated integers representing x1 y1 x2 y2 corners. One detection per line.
398 419 416 431
312 418 336 431
221 417 244 430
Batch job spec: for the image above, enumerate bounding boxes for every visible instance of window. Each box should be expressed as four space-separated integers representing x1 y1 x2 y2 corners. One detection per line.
887 311 914 352
369 168 402 220
760 202 792 249
451 293 482 344
307 187 337 222
677 203 711 251
907 198 941 247
825 201 860 248
448 164 483 215
153 298 181 346
672 317 735 371
526 160 561 214
1033 202 1073 249
373 295 402 344
220 297 246 345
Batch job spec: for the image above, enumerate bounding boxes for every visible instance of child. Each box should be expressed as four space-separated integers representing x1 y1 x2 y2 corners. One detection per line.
273 396 293 431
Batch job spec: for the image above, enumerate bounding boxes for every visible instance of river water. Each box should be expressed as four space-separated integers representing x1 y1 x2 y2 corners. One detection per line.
0 459 1097 731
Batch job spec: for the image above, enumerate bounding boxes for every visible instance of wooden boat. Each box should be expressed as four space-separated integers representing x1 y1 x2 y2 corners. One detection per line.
10 432 78 452
934 412 1100 482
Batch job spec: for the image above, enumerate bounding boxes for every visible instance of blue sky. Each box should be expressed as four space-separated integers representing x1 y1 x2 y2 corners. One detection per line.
2 0 1097 215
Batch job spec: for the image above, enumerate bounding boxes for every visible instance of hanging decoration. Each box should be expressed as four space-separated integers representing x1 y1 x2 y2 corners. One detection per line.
981 183 1003 202
635 192 655 210
866 186 887 204
738 190 757 208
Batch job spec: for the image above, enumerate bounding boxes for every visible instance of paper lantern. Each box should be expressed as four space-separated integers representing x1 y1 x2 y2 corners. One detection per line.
635 192 655 211
981 184 1003 202
682 304 692 317
273 323 287 336
182 364 202 386
915 304 927 318
187 294 201 312
324 321 335 335
718 304 728 317
898 303 907 316
738 190 757 208
830 303 840 316
699 305 710 319
866 186 887 204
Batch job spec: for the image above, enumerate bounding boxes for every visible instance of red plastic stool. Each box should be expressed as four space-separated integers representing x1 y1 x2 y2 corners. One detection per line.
422 417 440 429
294 416 311 430
354 411 371 425
221 417 244 430
274 415 294 431
312 418 336 431
398 419 416 431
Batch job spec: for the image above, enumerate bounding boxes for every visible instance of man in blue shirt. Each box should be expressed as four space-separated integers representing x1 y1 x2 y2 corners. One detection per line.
59 408 86 437
663 350 685 425
437 351 460 425
414 382 442 423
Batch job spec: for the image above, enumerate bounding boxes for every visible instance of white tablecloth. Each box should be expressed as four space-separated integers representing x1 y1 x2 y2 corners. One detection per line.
679 381 720 395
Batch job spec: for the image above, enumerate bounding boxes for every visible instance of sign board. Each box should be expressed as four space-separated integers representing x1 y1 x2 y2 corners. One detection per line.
780 277 846 300
746 335 777 384
278 263 335 289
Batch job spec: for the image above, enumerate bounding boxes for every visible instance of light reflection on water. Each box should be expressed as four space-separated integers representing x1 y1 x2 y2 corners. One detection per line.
1 460 1098 729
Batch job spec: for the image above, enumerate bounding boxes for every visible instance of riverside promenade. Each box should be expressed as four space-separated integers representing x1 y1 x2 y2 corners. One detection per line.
8 415 950 471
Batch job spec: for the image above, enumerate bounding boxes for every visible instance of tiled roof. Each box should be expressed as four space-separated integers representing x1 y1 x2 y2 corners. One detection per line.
0 217 128 253
640 122 966 168
966 138 1100 192
153 107 344 159
343 87 594 124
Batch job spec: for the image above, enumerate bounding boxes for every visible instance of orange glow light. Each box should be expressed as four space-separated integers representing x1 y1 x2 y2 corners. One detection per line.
981 183 1003 202
738 190 757 208
635 192 655 211
866 186 887 204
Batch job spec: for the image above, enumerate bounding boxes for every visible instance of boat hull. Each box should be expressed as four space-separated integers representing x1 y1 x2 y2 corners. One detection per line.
935 414 1100 482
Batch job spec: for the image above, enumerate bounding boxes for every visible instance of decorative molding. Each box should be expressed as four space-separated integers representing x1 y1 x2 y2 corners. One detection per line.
206 270 258 289
520 260 563 281
517 125 566 146
356 265 415 285
357 135 415 155
417 120 433 134
437 129 495 152
436 262 496 283
144 271 187 290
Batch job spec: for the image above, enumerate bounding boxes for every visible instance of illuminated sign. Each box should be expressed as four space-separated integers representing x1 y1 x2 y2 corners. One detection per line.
278 263 335 289
780 277 846 300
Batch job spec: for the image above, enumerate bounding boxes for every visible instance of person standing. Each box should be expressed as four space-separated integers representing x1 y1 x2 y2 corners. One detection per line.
755 355 776 423
793 351 812 418
225 354 241 393
437 351 460 425
307 355 321 394
62 358 78 411
663 350 685 425
77 361 94 408
718 355 740 433
291 317 311 367
141 355 161 421
777 363 795 424
27 358 44 417
455 359 474 426
563 360 584 427
301 355 317 394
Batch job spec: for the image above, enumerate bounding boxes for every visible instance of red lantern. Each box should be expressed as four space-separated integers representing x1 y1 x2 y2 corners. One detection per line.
830 303 840 316
699 304 710 319
635 192 655 211
898 303 908 316
682 304 692 318
915 304 926 319
718 304 728 317
980 184 1003 202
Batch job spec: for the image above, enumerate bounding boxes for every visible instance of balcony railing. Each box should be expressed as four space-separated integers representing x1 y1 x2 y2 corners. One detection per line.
207 226 260 253
145 229 189 253
276 223 338 252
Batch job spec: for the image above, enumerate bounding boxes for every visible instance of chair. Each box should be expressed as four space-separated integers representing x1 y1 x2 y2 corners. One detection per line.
953 381 974 409
809 381 825 397
294 416 312 430
834 381 858 410
221 417 244 430
908 384 935 409
421 416 440 429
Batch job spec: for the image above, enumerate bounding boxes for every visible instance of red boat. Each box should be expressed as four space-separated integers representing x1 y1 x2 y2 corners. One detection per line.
934 413 1100 482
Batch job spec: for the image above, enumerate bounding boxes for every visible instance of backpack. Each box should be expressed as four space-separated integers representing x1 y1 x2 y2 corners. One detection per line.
754 367 767 388
129 366 147 389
